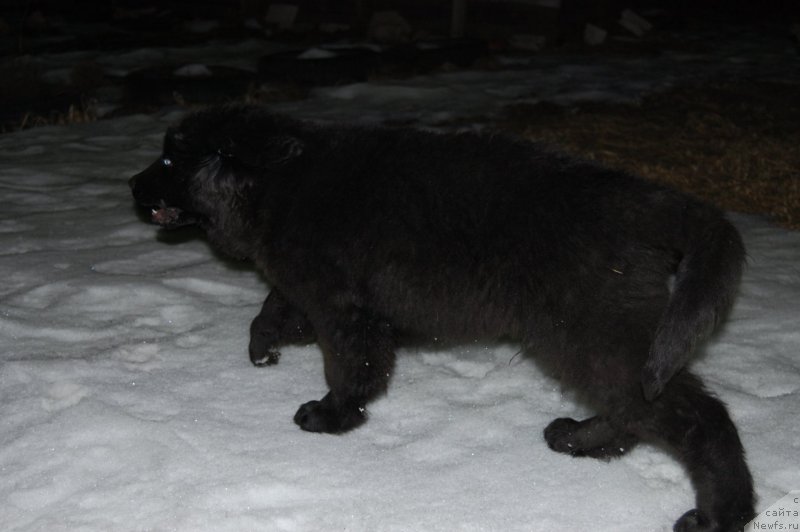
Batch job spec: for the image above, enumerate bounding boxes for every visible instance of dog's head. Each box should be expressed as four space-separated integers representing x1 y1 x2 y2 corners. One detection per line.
128 130 207 230
129 105 305 255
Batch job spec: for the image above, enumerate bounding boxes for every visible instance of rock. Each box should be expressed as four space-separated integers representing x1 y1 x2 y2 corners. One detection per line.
509 34 547 52
265 3 298 30
618 9 652 38
368 11 413 43
584 23 607 46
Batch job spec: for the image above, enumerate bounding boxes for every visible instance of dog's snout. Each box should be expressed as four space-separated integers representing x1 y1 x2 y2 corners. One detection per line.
129 158 162 200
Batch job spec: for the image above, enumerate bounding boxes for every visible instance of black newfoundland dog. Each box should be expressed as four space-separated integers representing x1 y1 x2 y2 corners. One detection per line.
130 105 754 531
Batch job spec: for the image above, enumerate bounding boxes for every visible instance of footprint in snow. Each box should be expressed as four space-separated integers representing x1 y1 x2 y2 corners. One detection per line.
41 381 90 412
110 342 161 370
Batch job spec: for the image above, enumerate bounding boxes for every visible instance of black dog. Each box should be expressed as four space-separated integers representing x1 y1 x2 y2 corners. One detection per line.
130 105 754 531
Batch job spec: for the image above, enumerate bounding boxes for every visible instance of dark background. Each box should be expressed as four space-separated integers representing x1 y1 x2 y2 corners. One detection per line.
2 0 799 54
2 0 798 227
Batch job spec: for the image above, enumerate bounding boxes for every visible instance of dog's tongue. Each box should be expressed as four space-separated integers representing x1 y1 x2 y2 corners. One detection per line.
151 206 182 225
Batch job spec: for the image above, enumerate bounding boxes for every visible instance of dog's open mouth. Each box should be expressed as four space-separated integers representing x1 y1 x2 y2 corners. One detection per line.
151 205 182 225
149 202 202 229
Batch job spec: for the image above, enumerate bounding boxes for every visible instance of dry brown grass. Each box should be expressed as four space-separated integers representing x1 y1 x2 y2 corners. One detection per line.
17 103 98 130
0 57 99 133
500 82 800 229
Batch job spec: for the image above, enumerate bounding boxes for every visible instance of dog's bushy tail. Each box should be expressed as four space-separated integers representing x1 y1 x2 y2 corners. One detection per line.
641 206 745 401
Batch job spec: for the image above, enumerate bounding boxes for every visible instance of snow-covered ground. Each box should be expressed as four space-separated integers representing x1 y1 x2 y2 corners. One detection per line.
2 28 800 532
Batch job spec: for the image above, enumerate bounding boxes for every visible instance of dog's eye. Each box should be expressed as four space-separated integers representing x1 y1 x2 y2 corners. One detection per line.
162 157 173 167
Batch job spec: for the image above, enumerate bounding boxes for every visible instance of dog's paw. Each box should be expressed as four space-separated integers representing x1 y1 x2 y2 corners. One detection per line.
673 507 754 532
248 330 280 366
672 509 717 532
293 396 366 434
544 417 634 459
249 348 280 367
544 417 582 454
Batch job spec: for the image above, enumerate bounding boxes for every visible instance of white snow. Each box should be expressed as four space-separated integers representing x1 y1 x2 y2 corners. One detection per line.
2 29 800 532
296 48 339 60
173 64 214 77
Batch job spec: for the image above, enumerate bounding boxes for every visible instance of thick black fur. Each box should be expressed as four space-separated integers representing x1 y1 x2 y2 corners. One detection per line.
129 105 754 531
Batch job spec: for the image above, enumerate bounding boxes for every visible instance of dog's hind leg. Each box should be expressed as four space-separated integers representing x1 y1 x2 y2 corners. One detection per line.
542 291 751 530
294 305 396 433
249 289 316 366
544 416 638 459
630 372 754 532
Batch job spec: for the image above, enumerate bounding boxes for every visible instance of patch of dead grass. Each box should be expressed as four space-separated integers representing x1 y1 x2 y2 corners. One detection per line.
16 103 98 130
500 82 800 229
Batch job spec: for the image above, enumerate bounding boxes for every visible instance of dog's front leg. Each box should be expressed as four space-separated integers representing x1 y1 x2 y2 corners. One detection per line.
294 305 396 434
249 289 316 366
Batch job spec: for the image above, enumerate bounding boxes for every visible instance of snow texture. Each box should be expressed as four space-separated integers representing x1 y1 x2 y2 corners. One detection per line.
2 29 800 532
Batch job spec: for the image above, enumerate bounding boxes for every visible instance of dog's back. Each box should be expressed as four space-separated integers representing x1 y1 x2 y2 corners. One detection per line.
272 120 742 390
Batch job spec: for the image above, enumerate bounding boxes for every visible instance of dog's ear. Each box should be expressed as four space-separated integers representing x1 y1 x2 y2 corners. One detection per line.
218 135 304 168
